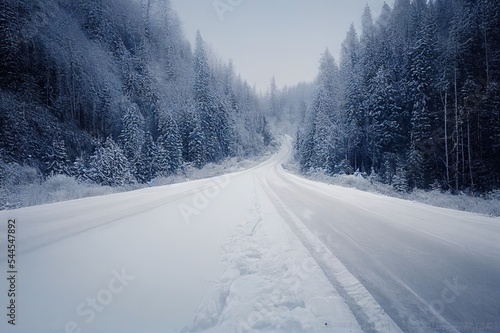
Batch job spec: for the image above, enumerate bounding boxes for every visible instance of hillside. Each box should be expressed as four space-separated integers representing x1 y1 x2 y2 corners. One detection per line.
0 0 273 206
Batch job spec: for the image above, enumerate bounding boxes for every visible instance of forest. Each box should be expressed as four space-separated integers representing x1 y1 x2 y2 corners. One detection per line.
292 0 500 193
1 0 499 209
0 0 273 190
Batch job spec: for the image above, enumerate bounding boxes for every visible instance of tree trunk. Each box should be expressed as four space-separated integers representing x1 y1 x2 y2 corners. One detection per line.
467 110 473 188
444 90 450 187
454 68 459 193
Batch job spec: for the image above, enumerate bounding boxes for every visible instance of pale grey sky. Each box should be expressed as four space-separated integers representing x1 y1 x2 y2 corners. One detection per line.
170 0 394 92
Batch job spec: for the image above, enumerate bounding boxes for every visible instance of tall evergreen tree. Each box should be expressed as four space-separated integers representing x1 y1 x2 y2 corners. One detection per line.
136 131 157 183
358 5 379 172
188 114 206 169
156 114 183 176
407 7 438 188
119 102 145 176
367 67 403 171
299 50 342 173
193 31 216 164
340 24 363 170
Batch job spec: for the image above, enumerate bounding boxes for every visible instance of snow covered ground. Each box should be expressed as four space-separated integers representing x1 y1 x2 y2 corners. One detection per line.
0 153 271 211
283 163 500 217
0 137 499 333
0 140 365 333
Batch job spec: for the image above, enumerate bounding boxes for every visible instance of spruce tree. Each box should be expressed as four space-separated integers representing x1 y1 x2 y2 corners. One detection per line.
408 8 438 189
188 116 206 169
193 31 215 164
87 137 136 186
136 131 157 183
72 156 89 183
45 138 70 176
156 114 183 176
119 102 145 176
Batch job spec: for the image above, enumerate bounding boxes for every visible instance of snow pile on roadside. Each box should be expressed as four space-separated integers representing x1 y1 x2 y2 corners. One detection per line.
283 162 500 217
152 155 271 186
0 173 126 210
0 154 270 211
181 185 362 333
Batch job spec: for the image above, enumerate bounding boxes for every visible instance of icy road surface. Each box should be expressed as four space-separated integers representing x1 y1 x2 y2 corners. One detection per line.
0 137 499 333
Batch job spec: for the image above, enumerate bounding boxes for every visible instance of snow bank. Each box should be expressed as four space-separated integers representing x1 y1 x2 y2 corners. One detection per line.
283 163 500 217
152 156 268 187
0 154 271 211
0 173 127 210
181 177 362 333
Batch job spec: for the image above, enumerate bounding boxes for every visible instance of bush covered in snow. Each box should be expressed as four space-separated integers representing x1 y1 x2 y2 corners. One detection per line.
284 162 500 217
0 158 135 209
0 154 269 211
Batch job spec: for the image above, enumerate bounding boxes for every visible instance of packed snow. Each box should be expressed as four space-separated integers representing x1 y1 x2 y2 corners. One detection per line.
1 138 498 333
0 141 365 333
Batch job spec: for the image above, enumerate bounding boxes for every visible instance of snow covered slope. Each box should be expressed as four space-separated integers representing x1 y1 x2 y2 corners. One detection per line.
1 137 499 333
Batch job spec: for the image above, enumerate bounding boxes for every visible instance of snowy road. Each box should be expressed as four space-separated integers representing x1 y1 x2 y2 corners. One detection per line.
1 138 499 333
262 141 500 333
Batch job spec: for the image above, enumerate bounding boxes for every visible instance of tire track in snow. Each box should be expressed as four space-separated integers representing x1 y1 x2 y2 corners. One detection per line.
259 176 404 333
268 165 472 333
182 168 363 333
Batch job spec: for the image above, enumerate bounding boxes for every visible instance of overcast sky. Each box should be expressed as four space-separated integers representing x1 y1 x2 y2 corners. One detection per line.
170 0 395 93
